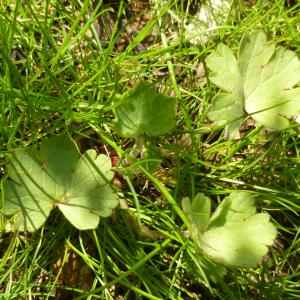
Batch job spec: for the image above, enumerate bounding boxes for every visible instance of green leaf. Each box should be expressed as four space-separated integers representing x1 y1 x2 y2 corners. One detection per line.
184 192 277 268
2 136 119 231
182 193 211 233
206 43 245 139
206 44 242 94
206 31 300 137
113 82 177 137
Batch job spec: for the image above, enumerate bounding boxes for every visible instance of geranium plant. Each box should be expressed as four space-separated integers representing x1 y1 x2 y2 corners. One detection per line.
1 135 119 231
206 31 300 139
182 192 277 268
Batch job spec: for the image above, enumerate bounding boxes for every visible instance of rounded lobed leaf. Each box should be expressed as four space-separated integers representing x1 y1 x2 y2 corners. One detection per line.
185 192 277 268
113 81 177 138
206 30 300 138
2 136 119 231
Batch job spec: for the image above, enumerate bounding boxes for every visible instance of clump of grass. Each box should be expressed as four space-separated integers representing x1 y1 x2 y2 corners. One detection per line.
0 0 300 299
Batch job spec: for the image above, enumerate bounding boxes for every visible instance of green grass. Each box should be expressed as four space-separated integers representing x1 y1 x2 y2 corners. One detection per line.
1 0 300 299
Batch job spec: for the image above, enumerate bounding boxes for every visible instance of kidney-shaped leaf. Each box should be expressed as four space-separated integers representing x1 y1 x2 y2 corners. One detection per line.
113 82 177 137
183 192 277 268
2 136 119 231
206 31 300 138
